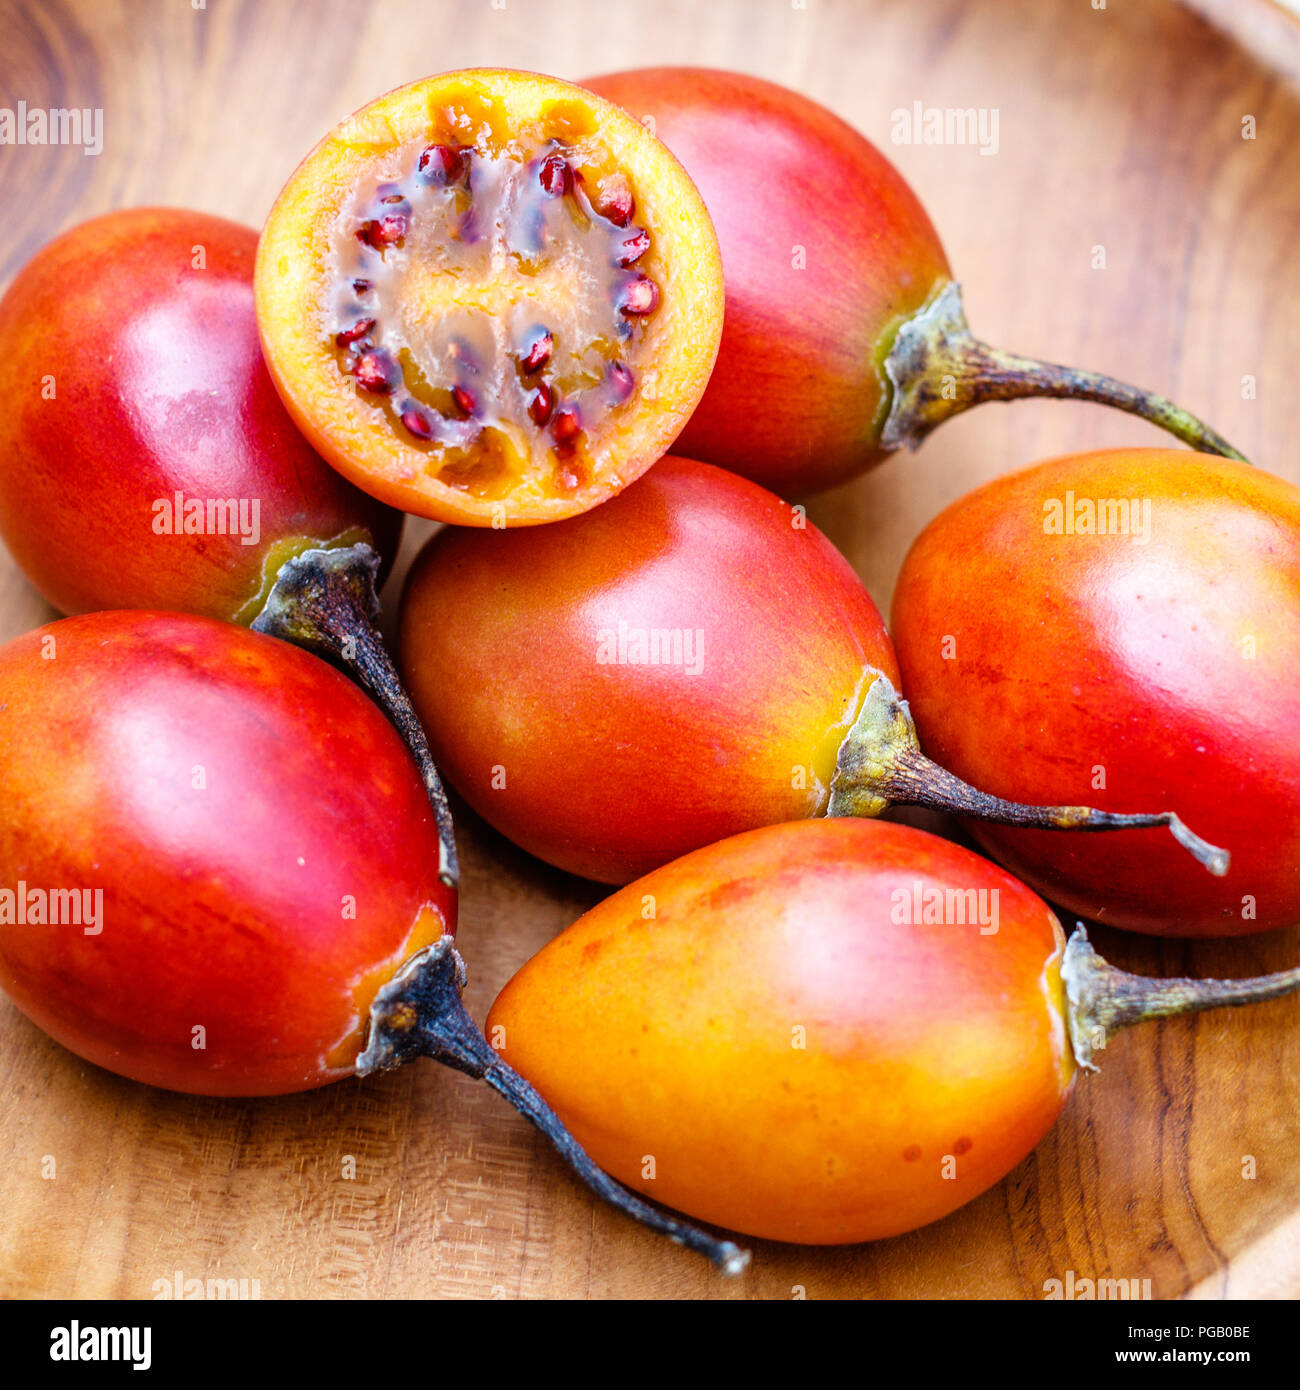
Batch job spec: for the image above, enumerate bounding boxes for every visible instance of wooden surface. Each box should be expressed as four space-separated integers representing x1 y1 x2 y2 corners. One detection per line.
2 0 1299 1300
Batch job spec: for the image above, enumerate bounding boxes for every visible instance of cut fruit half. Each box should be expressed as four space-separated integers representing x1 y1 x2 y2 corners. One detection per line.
255 69 724 526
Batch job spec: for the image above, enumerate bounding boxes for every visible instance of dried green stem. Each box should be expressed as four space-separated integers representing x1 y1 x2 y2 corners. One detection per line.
880 281 1247 461
356 937 750 1275
827 673 1229 875
251 542 458 889
1062 925 1300 1068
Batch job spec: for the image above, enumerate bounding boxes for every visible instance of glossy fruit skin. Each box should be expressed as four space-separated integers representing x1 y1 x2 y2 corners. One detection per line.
891 448 1300 937
0 208 402 623
488 817 1074 1245
256 69 724 527
584 67 950 495
0 611 454 1096
399 456 896 883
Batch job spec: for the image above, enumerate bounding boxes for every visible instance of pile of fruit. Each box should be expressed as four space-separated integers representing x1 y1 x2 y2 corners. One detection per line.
1 68 1296 1274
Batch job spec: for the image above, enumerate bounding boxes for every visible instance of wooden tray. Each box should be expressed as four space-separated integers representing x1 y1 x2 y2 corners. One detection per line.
1 0 1298 1300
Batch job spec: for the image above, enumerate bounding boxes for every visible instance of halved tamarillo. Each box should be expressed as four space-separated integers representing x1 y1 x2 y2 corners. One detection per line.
891 448 1300 937
398 455 1225 889
0 611 745 1272
255 69 724 525
584 67 1245 494
488 818 1300 1245
0 208 455 877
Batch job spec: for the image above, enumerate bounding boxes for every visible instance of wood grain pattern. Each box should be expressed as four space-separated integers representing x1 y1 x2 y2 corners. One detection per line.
1 0 1298 1300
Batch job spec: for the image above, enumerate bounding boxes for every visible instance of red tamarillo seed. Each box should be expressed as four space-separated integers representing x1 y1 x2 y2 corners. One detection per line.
418 142 466 183
335 317 376 347
551 406 581 445
354 350 397 394
539 153 573 196
617 228 650 267
521 327 554 374
620 275 659 316
359 213 409 248
607 361 635 402
401 404 435 440
599 180 636 226
528 384 555 427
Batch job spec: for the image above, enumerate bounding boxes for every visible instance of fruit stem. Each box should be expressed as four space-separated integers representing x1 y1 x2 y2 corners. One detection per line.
1061 925 1300 1069
251 542 458 888
879 281 1248 461
356 937 751 1275
827 673 1229 875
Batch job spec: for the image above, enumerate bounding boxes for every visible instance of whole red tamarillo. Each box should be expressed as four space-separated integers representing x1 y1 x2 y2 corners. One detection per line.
488 818 1300 1244
0 206 456 881
584 67 1244 494
890 448 1300 937
0 610 746 1273
399 455 1226 896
